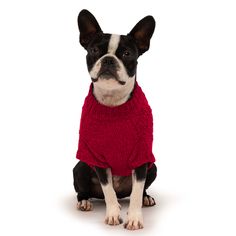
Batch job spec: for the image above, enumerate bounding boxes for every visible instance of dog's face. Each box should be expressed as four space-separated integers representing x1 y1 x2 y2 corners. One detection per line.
77 10 155 90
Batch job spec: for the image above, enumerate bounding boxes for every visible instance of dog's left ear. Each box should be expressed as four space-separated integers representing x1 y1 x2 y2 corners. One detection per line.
77 9 103 49
128 16 155 55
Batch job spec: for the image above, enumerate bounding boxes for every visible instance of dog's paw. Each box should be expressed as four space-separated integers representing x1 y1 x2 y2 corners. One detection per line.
105 204 123 226
124 210 144 230
77 200 93 211
143 195 156 207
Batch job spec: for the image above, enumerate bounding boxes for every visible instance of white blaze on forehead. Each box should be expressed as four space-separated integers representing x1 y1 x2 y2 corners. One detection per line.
108 34 120 54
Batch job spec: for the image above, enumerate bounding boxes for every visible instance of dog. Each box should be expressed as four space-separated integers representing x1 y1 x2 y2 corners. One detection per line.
73 9 157 230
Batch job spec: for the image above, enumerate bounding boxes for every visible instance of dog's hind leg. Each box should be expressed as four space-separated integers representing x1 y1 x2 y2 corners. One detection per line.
143 163 157 207
73 161 93 211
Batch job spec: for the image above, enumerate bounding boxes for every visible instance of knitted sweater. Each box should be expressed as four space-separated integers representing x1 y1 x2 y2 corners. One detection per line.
76 82 155 176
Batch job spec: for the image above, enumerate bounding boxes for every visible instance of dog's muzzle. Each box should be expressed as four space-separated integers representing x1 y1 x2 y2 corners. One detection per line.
92 56 126 85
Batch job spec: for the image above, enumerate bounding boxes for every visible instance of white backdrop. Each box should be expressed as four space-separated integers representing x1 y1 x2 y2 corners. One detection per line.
0 0 236 235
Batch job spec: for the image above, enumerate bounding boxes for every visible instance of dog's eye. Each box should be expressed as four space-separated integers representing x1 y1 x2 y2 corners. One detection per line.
90 47 100 55
123 50 131 58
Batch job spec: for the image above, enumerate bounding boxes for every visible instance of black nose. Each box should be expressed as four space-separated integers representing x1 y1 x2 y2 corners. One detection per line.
101 56 116 67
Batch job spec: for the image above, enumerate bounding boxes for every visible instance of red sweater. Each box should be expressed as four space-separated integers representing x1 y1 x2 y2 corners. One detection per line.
76 82 155 176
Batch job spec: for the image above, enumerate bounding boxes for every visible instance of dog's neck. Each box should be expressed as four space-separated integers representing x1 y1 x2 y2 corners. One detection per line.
93 77 135 107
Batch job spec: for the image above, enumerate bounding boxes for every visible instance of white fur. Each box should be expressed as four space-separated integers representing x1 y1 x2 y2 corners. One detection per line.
124 171 145 230
93 75 135 106
89 61 101 80
108 34 120 54
89 34 135 107
89 34 120 80
100 169 122 225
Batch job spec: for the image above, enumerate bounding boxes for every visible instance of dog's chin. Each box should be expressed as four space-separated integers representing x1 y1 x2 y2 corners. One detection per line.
99 74 117 81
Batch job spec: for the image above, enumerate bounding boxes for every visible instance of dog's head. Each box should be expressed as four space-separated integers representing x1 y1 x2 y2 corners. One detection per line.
77 10 155 90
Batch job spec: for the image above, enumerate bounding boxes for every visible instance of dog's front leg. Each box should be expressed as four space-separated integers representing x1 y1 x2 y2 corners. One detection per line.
95 167 122 225
124 163 147 230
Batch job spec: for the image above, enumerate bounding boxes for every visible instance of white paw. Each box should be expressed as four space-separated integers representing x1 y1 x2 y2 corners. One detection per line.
124 210 144 230
77 200 93 211
143 195 156 207
105 204 123 226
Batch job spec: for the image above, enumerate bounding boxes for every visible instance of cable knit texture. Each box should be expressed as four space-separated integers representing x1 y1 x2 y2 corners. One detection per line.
76 82 155 176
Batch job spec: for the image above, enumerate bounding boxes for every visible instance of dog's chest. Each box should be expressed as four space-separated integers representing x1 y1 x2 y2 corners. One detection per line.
92 175 132 193
112 176 132 193
112 176 122 189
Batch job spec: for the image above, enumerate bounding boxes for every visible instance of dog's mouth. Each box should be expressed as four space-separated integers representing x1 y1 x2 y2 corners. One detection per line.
99 69 117 79
92 70 126 85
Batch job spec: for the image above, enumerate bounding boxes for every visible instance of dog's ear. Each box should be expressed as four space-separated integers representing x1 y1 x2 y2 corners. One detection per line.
77 9 102 49
128 16 155 55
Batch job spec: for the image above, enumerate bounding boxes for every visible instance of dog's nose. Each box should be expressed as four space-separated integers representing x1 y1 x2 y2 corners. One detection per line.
101 56 116 67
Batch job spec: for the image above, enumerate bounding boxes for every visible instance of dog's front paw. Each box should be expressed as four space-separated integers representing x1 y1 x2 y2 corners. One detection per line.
105 204 123 226
77 200 93 211
124 210 144 230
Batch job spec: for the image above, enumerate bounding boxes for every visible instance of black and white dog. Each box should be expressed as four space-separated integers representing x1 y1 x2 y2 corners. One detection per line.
73 9 157 230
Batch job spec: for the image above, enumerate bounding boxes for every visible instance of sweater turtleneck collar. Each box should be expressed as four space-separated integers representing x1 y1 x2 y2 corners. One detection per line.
82 82 150 119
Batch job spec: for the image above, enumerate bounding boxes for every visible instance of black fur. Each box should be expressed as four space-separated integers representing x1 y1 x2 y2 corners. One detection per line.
73 161 91 201
78 10 155 81
85 33 139 80
73 161 157 201
94 166 108 185
115 35 139 77
86 33 110 73
74 10 157 205
135 163 148 181
128 15 155 55
144 164 157 191
78 10 102 49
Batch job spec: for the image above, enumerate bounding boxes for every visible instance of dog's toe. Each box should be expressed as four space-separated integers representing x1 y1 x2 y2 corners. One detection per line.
124 221 144 230
77 200 93 211
143 195 156 207
124 210 144 230
105 216 123 225
124 219 144 230
104 204 122 226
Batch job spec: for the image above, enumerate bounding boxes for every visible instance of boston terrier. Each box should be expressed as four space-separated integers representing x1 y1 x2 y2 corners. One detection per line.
73 9 157 230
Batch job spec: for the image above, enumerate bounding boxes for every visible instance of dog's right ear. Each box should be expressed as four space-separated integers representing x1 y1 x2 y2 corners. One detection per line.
77 9 102 49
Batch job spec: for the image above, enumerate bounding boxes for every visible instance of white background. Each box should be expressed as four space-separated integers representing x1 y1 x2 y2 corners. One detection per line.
0 0 236 235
